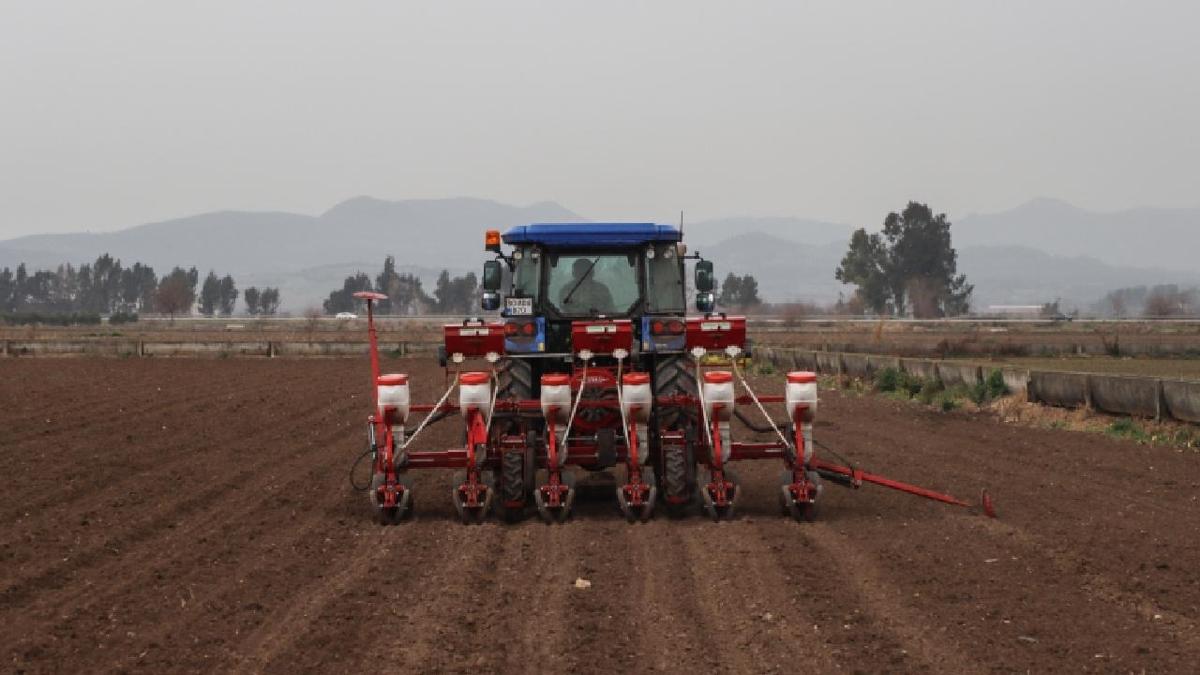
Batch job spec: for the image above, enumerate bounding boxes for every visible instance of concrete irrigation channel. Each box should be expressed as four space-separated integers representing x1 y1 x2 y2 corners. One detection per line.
2 357 1199 673
758 346 1200 426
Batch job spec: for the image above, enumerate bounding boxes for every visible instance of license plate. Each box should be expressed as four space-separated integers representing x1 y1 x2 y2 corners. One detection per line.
506 297 533 315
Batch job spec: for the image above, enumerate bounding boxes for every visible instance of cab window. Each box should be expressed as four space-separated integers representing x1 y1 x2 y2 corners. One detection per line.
646 244 685 313
511 247 540 300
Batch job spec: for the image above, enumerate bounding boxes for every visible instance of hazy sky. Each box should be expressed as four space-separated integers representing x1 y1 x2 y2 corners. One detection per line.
2 1 1198 239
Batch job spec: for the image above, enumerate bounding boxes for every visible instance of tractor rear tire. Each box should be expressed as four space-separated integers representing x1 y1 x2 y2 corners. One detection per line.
654 355 698 517
653 355 699 431
661 443 695 518
493 358 534 523
494 450 527 522
496 357 534 400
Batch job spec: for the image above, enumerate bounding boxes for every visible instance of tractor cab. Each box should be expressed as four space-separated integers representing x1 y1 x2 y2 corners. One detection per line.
479 223 716 356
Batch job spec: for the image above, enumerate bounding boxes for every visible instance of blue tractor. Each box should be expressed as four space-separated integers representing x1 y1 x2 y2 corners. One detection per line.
361 223 830 524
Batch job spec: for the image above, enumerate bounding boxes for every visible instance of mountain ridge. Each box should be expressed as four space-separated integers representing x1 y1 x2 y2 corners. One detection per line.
3 196 1198 311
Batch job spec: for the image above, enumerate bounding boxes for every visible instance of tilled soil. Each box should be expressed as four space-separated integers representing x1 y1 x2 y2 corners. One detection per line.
2 357 1198 673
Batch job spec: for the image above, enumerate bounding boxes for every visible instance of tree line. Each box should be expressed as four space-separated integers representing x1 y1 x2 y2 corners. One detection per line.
324 256 480 315
1100 284 1199 318
0 253 279 319
836 201 972 318
325 255 769 315
717 273 762 308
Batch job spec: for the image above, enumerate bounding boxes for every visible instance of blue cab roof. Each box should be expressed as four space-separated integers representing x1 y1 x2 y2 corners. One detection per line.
502 223 681 247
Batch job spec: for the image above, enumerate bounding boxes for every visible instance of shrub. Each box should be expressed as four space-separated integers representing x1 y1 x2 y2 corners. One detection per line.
1106 417 1151 443
985 369 1009 399
109 312 139 325
876 367 901 393
1 312 102 326
966 369 1009 404
917 379 944 405
938 392 959 412
875 366 937 400
902 372 925 398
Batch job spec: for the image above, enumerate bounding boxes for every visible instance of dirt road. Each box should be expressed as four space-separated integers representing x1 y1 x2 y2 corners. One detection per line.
2 358 1198 673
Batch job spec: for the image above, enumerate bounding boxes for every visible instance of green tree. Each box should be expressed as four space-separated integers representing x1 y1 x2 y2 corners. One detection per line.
717 273 742 308
739 274 761 306
198 271 221 316
717 273 761 308
258 287 280 315
0 267 14 313
375 256 431 315
433 269 480 314
243 287 261 315
119 263 157 313
836 201 973 317
323 273 372 314
374 256 400 314
217 275 238 316
834 229 890 314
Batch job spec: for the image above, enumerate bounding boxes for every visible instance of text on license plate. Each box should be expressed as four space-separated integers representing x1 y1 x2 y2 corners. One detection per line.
505 297 533 315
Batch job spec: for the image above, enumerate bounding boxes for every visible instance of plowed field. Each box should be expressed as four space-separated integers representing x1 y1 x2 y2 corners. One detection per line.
2 358 1198 673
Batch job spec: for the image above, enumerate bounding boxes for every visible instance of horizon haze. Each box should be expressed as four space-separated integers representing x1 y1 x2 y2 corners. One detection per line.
3 1 1199 239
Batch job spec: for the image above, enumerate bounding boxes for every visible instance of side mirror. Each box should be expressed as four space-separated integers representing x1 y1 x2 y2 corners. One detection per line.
482 260 502 291
481 291 500 311
696 292 715 313
694 260 714 293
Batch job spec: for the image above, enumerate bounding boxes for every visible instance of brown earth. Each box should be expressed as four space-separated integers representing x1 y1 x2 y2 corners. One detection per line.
2 357 1198 673
0 317 444 344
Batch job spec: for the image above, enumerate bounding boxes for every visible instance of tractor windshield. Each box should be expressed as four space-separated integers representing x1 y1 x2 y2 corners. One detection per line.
546 251 639 316
645 244 685 313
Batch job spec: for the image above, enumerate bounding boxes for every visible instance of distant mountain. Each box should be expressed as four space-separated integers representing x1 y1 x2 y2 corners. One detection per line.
955 198 1200 272
0 211 322 275
682 216 853 249
956 245 1200 310
701 232 846 304
316 196 582 267
3 195 1197 311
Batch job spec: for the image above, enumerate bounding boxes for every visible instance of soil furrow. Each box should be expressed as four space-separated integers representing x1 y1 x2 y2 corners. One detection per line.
0 408 351 607
2 358 1199 673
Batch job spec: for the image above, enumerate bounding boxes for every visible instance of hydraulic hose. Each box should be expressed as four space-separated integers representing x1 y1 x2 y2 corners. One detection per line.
561 360 589 444
349 447 373 492
734 408 785 434
731 358 791 450
402 378 458 450
729 359 861 472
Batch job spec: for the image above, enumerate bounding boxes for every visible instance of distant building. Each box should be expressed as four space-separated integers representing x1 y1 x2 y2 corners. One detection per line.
986 305 1045 318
